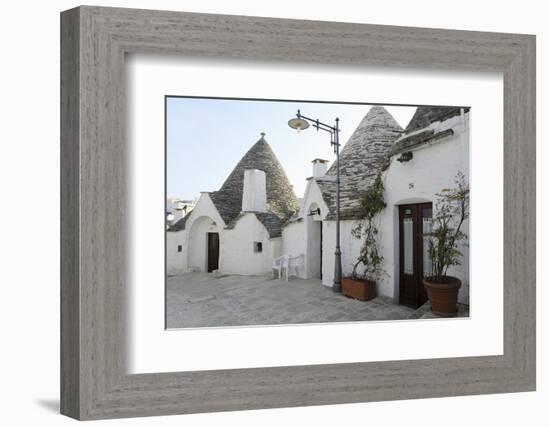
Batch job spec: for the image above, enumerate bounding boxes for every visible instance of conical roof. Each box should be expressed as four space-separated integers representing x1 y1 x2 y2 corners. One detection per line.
318 106 403 219
404 106 468 133
210 133 299 227
390 106 470 156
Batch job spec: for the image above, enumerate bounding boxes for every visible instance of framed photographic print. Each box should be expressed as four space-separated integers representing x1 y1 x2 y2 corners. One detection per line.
61 5 535 420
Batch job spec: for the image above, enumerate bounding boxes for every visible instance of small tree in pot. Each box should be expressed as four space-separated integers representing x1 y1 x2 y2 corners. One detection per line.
342 174 386 301
423 171 469 316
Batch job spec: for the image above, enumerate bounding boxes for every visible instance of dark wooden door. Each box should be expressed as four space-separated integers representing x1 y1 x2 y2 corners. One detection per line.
207 232 219 272
399 203 432 308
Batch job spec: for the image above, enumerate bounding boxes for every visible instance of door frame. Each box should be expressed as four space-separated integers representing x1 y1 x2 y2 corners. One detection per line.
398 202 432 308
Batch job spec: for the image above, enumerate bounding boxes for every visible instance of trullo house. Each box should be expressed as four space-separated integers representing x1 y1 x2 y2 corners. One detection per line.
167 132 299 276
167 105 470 309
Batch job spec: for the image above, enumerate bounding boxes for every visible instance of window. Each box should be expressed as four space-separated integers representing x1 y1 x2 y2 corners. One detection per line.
253 242 263 253
403 217 413 275
177 245 182 253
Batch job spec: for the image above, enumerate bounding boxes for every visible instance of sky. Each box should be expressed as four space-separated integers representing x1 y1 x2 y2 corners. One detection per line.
166 97 417 201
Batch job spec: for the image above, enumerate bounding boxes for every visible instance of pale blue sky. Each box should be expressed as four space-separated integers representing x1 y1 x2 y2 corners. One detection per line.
166 97 416 200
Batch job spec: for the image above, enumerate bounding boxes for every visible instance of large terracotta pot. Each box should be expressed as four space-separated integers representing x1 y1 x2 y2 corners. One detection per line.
423 276 461 317
342 277 376 301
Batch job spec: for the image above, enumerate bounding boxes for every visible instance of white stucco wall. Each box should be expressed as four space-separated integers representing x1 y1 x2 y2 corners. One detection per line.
321 220 365 288
312 159 328 178
221 212 280 275
282 220 306 278
166 192 225 275
299 178 330 219
166 230 188 275
305 205 323 279
242 169 267 212
377 113 470 303
285 173 375 287
321 222 335 287
167 191 285 277
285 178 331 281
188 216 221 272
291 174 373 287
293 113 470 304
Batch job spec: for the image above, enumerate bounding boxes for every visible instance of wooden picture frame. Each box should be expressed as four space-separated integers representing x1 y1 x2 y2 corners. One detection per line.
60 5 536 420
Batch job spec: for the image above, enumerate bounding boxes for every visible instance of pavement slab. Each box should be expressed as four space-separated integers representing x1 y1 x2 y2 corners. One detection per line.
166 273 469 329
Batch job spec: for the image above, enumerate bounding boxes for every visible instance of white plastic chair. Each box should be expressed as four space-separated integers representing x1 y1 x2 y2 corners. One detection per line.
272 254 303 281
287 254 304 280
272 255 289 281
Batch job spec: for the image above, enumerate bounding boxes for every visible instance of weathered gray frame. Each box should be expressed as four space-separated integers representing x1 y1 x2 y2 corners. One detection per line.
60 5 536 420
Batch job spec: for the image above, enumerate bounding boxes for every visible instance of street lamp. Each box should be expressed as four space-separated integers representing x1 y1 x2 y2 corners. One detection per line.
288 109 342 293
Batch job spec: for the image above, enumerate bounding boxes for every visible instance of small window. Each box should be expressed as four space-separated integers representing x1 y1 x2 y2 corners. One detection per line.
177 245 182 253
253 242 263 253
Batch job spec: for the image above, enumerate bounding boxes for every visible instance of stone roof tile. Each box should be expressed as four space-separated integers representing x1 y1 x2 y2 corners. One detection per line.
320 106 403 220
210 133 299 235
404 106 469 133
391 128 454 156
254 212 286 238
167 210 192 232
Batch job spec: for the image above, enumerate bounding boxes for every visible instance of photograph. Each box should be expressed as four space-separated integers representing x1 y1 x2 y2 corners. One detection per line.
165 97 471 328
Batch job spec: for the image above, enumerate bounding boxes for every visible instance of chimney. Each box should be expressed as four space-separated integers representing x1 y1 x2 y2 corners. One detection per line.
242 169 267 212
312 158 329 178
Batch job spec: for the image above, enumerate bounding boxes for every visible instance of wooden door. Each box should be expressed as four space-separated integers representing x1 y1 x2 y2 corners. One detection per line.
207 232 219 272
399 203 432 308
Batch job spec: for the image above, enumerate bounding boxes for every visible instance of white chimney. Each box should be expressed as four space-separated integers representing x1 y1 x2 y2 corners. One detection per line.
242 169 267 212
312 158 329 178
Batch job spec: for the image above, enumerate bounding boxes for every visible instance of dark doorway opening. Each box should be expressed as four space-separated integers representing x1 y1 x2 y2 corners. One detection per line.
319 221 323 280
207 232 220 272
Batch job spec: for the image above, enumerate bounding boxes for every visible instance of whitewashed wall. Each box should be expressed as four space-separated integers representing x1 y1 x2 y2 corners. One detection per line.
221 213 280 275
321 220 364 288
167 192 284 276
378 113 470 303
299 178 330 219
242 169 267 213
166 230 187 275
288 175 365 286
284 178 331 281
187 216 220 272
282 220 306 278
166 192 225 274
305 204 322 279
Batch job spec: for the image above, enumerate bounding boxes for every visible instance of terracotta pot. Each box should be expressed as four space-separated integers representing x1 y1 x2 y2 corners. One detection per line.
342 277 376 301
423 276 461 317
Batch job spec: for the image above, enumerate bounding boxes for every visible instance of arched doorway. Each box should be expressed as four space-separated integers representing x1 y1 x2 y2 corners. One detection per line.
187 216 220 273
305 203 323 279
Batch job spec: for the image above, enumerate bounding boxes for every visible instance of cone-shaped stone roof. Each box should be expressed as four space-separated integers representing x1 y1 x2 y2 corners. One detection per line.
404 106 469 133
210 133 299 232
390 106 470 156
318 106 403 219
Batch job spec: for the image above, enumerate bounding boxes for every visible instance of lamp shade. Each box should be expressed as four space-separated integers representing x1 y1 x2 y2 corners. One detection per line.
288 117 310 131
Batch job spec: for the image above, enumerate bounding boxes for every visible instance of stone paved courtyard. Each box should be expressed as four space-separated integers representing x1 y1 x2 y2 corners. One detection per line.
166 273 469 329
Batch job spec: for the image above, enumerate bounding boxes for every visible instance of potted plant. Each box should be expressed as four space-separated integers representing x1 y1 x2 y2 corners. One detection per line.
342 174 386 301
423 172 469 317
